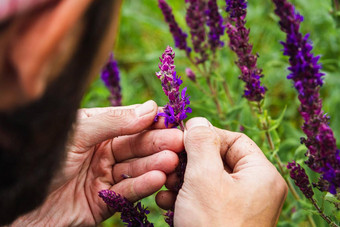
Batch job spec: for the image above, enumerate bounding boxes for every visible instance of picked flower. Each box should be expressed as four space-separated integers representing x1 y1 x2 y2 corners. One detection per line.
155 46 192 129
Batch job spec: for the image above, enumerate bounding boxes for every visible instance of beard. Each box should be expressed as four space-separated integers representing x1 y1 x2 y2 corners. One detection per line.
0 0 114 224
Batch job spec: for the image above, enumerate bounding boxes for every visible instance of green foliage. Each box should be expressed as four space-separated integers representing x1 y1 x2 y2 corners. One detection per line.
83 0 340 226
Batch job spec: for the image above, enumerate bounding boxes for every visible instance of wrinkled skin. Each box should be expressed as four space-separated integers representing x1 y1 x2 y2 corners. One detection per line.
11 101 184 226
156 118 288 227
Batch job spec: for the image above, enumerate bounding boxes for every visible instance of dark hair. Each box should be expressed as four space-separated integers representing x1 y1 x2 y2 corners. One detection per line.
0 0 115 224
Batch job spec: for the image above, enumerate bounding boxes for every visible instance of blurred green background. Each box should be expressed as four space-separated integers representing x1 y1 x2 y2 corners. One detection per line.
82 0 340 226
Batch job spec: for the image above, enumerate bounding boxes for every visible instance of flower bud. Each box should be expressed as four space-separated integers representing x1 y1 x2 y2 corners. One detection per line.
185 68 196 82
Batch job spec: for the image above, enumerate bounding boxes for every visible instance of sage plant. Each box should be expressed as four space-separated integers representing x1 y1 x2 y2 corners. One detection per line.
155 46 192 129
287 161 314 199
158 0 191 55
154 0 340 226
225 0 266 102
100 52 122 106
155 46 191 227
272 0 340 195
98 190 153 227
206 0 225 53
159 0 231 116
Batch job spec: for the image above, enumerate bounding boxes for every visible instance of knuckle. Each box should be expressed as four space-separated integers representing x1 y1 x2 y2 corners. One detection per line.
266 166 288 197
186 126 219 143
108 108 135 118
277 174 288 196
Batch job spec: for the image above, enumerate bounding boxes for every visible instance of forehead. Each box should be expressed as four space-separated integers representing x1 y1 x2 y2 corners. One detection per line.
0 0 56 22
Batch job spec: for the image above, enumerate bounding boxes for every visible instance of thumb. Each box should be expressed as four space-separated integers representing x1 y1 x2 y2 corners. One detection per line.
184 117 224 179
74 100 157 148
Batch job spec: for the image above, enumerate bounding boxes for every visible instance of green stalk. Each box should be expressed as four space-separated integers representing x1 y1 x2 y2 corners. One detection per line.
188 56 225 119
310 198 339 227
256 103 317 227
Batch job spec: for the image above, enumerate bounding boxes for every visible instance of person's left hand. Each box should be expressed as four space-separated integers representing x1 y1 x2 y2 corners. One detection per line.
12 101 184 226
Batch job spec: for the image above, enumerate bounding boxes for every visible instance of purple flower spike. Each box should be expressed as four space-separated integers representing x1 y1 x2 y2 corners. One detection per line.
164 211 174 227
225 0 266 102
158 0 191 55
186 0 208 64
98 189 154 227
155 46 192 128
185 68 196 82
100 52 122 106
273 0 340 194
206 0 225 52
287 161 314 199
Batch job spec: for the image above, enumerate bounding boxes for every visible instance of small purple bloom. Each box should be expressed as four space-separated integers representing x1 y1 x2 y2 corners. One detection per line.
100 52 122 106
206 0 225 52
287 161 314 199
164 211 174 227
98 189 154 227
225 0 266 102
273 0 340 194
185 68 196 82
186 0 209 64
155 46 192 128
156 47 191 226
158 0 191 55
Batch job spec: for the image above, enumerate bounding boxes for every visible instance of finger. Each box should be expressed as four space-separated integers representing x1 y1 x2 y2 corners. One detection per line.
184 118 225 179
74 100 158 148
111 170 166 202
77 104 140 119
112 128 184 162
112 150 179 183
214 128 265 170
165 172 179 190
156 190 176 210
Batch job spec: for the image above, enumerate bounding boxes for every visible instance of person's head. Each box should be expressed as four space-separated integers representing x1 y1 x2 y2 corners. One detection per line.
0 0 122 224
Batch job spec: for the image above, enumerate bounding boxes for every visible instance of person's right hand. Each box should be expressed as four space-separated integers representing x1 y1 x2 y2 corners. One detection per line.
156 117 288 227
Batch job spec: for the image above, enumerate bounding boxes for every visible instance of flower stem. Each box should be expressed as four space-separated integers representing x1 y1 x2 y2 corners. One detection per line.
310 198 339 227
334 0 339 12
222 80 235 106
265 130 301 201
258 104 316 227
208 54 235 107
193 80 214 98
188 56 225 119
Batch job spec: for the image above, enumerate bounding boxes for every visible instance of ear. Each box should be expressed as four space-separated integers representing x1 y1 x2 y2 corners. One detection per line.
9 0 93 100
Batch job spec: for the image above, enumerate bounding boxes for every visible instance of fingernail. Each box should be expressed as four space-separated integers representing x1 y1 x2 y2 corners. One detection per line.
185 117 210 132
136 100 155 117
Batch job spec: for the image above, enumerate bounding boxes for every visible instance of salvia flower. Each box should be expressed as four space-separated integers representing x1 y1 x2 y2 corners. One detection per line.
98 189 154 227
273 0 340 194
155 46 192 128
158 0 191 55
185 68 196 82
287 161 314 199
225 0 266 102
100 52 122 106
186 0 209 64
206 0 225 52
164 211 174 227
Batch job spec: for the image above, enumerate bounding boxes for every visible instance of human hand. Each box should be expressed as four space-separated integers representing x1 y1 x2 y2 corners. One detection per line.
12 101 184 226
156 117 287 227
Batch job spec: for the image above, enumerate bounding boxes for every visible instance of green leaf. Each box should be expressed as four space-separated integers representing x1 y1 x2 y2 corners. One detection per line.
325 193 340 204
267 106 287 132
